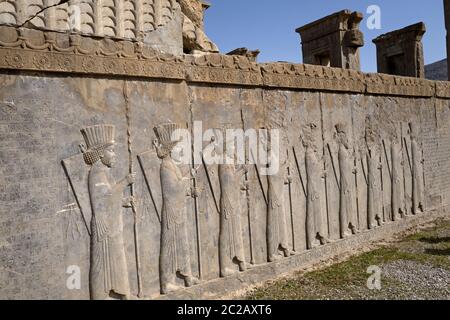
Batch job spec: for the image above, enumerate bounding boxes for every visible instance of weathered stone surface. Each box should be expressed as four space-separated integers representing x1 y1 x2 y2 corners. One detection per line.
227 48 260 62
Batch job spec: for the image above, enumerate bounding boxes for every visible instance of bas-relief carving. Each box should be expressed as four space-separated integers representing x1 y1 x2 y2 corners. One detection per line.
335 123 360 238
391 133 407 221
70 124 134 300
262 131 294 262
365 124 384 229
301 123 329 249
210 130 248 277
409 122 425 214
153 123 200 294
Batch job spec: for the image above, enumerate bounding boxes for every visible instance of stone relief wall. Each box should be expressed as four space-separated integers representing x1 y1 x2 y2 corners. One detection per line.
0 27 450 300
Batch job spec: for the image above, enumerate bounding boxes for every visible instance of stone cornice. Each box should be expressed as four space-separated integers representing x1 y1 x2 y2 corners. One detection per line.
261 63 366 93
185 54 263 86
0 26 449 98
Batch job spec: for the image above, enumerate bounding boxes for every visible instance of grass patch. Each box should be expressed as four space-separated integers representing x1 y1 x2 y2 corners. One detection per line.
245 219 450 300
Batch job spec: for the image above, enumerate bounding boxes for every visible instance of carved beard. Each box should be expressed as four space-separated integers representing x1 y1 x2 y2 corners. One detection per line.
101 157 113 168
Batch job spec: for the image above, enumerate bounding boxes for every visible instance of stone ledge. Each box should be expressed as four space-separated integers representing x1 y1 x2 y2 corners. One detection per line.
0 25 449 97
435 81 450 98
156 208 449 300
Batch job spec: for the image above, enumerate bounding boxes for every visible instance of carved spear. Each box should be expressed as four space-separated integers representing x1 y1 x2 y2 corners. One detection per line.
124 82 143 298
327 143 341 191
292 146 307 198
241 109 255 265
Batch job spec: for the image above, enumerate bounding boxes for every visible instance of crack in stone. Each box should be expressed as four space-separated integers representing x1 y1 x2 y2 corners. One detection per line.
19 0 72 28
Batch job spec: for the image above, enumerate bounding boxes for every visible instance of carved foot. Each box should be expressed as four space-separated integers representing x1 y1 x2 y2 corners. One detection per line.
318 236 332 245
268 254 283 262
308 239 321 249
221 268 239 278
350 226 360 235
161 283 183 295
238 261 247 272
341 231 352 239
185 276 200 287
282 249 292 257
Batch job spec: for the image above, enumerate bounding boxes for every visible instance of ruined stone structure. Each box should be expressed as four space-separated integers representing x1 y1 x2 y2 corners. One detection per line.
445 0 450 80
1 2 450 300
0 0 218 56
373 22 426 78
296 10 364 70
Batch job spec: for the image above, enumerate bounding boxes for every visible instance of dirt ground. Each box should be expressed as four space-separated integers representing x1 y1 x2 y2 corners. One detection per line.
244 218 450 300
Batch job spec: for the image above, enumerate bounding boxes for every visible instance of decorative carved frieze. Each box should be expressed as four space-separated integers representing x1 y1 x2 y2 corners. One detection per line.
184 53 263 86
365 73 434 97
0 25 185 79
261 63 366 93
0 25 445 97
435 80 450 98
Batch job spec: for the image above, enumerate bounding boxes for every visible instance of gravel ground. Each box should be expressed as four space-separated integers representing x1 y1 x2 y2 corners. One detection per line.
245 219 450 300
381 260 450 299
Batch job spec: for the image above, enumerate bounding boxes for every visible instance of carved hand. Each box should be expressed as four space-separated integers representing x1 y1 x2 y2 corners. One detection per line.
122 196 136 208
285 176 293 185
240 181 249 191
126 173 136 185
191 185 204 198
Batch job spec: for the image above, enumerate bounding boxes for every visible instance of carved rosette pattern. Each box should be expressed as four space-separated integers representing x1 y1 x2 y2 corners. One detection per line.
261 63 366 93
365 73 434 97
185 53 263 86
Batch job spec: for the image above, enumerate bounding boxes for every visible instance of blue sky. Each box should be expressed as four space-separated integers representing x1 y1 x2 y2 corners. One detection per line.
204 0 446 72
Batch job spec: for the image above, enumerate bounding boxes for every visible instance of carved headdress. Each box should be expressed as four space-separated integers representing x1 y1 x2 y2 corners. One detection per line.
80 124 115 165
153 123 185 159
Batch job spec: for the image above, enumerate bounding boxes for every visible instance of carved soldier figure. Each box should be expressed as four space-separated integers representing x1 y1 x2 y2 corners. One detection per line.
366 126 384 229
263 130 293 262
335 124 360 238
212 129 248 277
302 123 329 249
80 124 134 300
391 135 406 221
153 123 200 294
409 123 424 214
